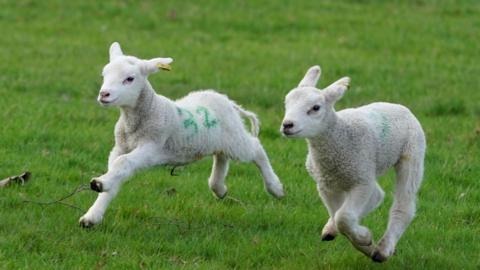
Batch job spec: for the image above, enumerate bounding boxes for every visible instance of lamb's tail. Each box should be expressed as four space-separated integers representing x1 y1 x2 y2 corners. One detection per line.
234 104 260 137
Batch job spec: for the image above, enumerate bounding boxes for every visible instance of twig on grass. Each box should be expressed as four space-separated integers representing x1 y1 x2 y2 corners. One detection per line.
22 183 90 212
225 195 247 208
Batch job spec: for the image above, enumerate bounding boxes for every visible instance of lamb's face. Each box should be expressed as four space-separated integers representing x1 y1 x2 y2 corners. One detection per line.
281 65 350 138
282 87 333 138
99 57 144 107
98 42 173 107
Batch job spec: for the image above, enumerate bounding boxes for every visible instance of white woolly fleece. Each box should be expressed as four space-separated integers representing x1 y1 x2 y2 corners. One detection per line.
79 42 284 228
282 65 426 262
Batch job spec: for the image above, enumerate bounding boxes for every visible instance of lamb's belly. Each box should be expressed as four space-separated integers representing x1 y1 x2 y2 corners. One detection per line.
374 146 404 176
166 152 207 166
164 142 217 166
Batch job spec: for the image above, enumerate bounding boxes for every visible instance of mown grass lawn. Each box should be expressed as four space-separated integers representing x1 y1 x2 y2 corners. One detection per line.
0 0 479 269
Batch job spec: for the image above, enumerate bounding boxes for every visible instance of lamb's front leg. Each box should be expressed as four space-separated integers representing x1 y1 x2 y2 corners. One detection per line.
79 191 117 228
79 143 164 228
334 182 377 257
317 185 345 241
107 145 125 170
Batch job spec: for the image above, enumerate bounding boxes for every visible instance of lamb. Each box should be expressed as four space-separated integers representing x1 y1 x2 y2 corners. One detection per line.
79 42 284 228
281 66 425 262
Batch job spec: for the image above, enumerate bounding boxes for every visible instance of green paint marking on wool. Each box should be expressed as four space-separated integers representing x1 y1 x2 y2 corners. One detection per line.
177 107 198 134
176 106 218 138
368 111 391 140
196 106 218 128
379 114 391 140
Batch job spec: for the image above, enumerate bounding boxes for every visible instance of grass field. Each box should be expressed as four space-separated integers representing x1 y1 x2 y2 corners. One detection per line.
1 0 479 269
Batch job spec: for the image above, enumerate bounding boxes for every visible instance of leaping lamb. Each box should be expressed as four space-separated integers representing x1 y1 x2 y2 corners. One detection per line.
79 42 284 228
281 66 426 262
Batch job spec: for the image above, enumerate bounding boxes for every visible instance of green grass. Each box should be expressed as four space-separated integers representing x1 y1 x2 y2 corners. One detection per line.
1 0 479 268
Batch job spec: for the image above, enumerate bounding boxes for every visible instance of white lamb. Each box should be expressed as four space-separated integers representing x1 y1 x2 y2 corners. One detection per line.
281 66 425 262
79 42 284 228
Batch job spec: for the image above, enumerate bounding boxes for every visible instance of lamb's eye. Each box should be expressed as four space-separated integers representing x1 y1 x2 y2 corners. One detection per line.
312 105 320 111
123 77 134 84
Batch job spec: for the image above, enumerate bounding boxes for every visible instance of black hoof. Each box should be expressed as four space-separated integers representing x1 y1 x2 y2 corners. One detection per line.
371 251 388 263
90 180 103 193
79 218 94 229
321 234 336 241
217 191 228 200
80 221 92 228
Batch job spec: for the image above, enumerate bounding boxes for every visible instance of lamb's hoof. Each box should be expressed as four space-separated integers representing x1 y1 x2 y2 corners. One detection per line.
209 185 227 199
338 77 351 88
215 190 228 199
371 251 388 263
90 179 103 193
354 230 373 247
267 184 285 199
321 233 336 241
353 239 375 257
79 217 96 228
79 211 102 228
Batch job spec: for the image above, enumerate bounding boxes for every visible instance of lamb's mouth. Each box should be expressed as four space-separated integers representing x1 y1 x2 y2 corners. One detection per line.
283 129 302 136
100 97 117 105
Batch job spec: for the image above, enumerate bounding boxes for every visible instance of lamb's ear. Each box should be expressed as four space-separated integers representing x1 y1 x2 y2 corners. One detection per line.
298 65 321 87
323 77 350 103
142 57 174 75
109 42 123 62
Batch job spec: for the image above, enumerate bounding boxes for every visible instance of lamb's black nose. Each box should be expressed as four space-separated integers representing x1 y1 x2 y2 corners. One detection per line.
283 121 294 130
100 90 110 98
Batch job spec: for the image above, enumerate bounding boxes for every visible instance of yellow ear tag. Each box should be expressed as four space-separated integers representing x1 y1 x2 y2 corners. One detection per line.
157 63 172 71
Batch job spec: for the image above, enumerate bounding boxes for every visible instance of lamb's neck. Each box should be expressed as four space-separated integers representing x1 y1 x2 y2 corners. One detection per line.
119 81 172 132
307 113 347 152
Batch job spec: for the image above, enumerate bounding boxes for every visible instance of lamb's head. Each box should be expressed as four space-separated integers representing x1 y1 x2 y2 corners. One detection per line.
98 42 173 107
281 65 350 138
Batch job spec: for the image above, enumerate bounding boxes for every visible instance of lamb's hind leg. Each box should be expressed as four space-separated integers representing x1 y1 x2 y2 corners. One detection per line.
251 138 284 198
372 146 425 263
208 153 229 199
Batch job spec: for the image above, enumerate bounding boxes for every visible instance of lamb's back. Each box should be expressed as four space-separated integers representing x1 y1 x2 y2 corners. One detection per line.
339 102 420 175
168 90 254 161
